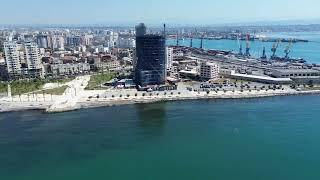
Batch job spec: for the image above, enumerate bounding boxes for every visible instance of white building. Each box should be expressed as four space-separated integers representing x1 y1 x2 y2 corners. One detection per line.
95 60 120 70
118 38 136 49
105 31 119 48
94 56 120 70
25 42 42 70
81 34 93 46
200 62 220 79
93 46 110 53
3 41 44 79
3 41 21 78
24 41 43 78
77 45 86 53
50 63 90 76
51 35 65 50
166 47 173 70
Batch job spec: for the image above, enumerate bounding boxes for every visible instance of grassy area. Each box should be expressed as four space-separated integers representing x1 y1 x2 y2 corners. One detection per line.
0 83 7 94
10 80 46 96
86 73 114 90
0 77 75 96
35 85 68 95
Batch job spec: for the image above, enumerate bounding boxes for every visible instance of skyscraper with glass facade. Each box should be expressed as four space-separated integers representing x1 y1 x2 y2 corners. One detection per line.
134 23 166 87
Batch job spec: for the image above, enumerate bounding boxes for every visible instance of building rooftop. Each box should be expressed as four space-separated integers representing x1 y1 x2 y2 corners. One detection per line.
202 62 218 66
230 71 292 82
179 70 198 75
272 68 320 73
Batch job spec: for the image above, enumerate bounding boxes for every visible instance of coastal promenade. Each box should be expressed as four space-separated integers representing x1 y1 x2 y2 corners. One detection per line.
45 76 90 112
0 75 319 113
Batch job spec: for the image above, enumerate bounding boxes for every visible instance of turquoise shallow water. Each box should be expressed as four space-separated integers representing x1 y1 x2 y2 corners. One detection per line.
167 31 320 63
1 95 320 180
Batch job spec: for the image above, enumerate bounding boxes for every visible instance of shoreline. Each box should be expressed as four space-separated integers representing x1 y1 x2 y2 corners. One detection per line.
1 89 319 113
78 90 320 109
1 75 319 113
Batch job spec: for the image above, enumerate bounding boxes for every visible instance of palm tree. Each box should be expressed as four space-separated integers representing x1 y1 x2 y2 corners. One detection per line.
119 94 122 98
127 94 130 97
111 95 115 98
43 91 45 102
178 92 181 95
135 93 138 97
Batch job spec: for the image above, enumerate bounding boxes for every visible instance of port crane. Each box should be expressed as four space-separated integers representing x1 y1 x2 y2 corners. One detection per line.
284 39 293 59
245 34 251 57
261 47 267 59
237 35 243 55
200 35 204 49
271 39 281 59
176 33 179 46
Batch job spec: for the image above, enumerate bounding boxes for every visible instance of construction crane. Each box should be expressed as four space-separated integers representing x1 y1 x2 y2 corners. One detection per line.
245 34 251 57
271 39 281 59
284 39 293 59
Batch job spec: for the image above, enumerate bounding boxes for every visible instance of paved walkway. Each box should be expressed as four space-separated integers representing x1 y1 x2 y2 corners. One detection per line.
46 76 90 112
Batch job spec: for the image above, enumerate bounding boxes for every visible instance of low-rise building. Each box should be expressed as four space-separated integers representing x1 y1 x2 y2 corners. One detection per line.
95 60 120 70
200 62 220 79
50 63 90 77
118 38 135 49
226 70 293 84
179 69 199 79
271 69 320 78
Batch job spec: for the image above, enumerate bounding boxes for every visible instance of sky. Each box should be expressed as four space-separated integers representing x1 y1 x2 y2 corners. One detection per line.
1 0 320 25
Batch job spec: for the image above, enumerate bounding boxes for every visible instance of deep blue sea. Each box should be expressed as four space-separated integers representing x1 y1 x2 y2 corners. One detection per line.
167 31 320 63
1 95 320 180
